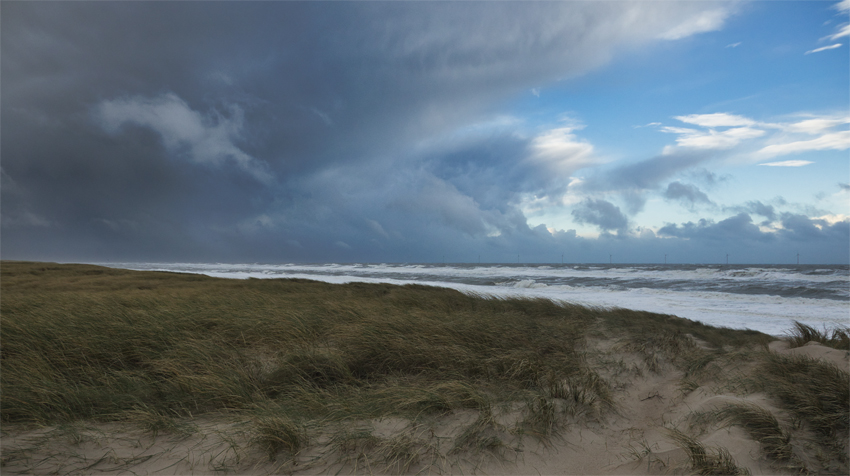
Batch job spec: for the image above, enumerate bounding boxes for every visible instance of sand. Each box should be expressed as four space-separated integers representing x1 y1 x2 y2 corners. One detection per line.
2 339 847 475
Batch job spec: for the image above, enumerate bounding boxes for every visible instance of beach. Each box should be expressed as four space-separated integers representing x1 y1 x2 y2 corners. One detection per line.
1 262 848 475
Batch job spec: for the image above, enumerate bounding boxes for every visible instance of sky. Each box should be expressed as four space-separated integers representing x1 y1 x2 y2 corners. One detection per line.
1 1 849 265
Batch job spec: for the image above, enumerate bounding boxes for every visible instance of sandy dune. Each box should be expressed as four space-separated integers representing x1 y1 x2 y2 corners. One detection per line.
3 338 847 475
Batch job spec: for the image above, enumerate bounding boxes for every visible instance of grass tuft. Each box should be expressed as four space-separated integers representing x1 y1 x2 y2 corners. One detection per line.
787 321 850 350
757 353 849 441
250 412 306 461
123 405 196 438
667 428 751 475
714 403 792 462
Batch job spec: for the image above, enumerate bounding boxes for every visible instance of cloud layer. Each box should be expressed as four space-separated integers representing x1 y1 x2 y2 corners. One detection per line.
1 1 847 264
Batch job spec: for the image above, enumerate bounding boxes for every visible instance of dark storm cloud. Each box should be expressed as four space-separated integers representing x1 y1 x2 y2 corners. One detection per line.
577 149 714 216
664 181 714 209
584 150 714 192
657 213 770 242
738 200 777 222
654 212 850 263
571 199 629 233
688 168 730 187
777 213 850 242
839 182 850 192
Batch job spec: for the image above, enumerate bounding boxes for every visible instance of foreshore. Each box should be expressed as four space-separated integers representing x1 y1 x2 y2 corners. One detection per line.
1 262 847 475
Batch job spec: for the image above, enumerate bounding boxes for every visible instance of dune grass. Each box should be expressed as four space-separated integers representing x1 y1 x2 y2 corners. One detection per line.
0 261 613 463
666 428 751 476
2 261 843 473
787 321 850 351
714 403 793 462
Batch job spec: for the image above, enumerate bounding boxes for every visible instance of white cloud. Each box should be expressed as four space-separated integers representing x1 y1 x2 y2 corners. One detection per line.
817 213 850 224
658 112 849 160
662 125 765 150
825 1 850 39
658 9 729 40
755 130 850 158
805 43 843 55
528 126 596 174
726 42 742 48
829 24 850 40
785 116 850 134
758 160 814 167
674 113 756 128
633 122 661 128
96 93 272 183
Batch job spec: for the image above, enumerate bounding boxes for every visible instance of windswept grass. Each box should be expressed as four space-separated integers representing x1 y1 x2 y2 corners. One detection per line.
714 403 793 462
787 321 850 350
601 308 772 375
667 428 751 476
250 412 306 461
757 353 849 442
2 261 831 473
752 351 849 473
1 262 597 426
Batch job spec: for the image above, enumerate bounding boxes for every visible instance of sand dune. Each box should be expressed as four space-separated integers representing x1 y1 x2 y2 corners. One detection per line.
3 339 846 475
2 263 847 475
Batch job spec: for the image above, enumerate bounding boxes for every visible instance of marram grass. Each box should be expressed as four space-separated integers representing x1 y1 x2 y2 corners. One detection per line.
0 262 604 426
2 261 846 472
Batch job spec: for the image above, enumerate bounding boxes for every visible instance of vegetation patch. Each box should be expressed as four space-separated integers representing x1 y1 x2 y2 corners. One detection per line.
787 321 850 350
3 261 845 475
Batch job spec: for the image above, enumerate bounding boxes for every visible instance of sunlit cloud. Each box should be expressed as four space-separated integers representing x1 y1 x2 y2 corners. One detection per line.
755 130 850 159
661 125 765 150
658 113 849 162
675 113 756 128
758 160 814 167
785 116 850 134
805 43 842 55
827 0 850 39
528 126 597 175
658 9 729 40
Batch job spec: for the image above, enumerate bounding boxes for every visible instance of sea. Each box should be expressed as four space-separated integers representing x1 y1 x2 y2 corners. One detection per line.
104 262 850 337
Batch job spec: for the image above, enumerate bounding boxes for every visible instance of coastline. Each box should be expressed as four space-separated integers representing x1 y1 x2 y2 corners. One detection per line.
103 261 850 337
